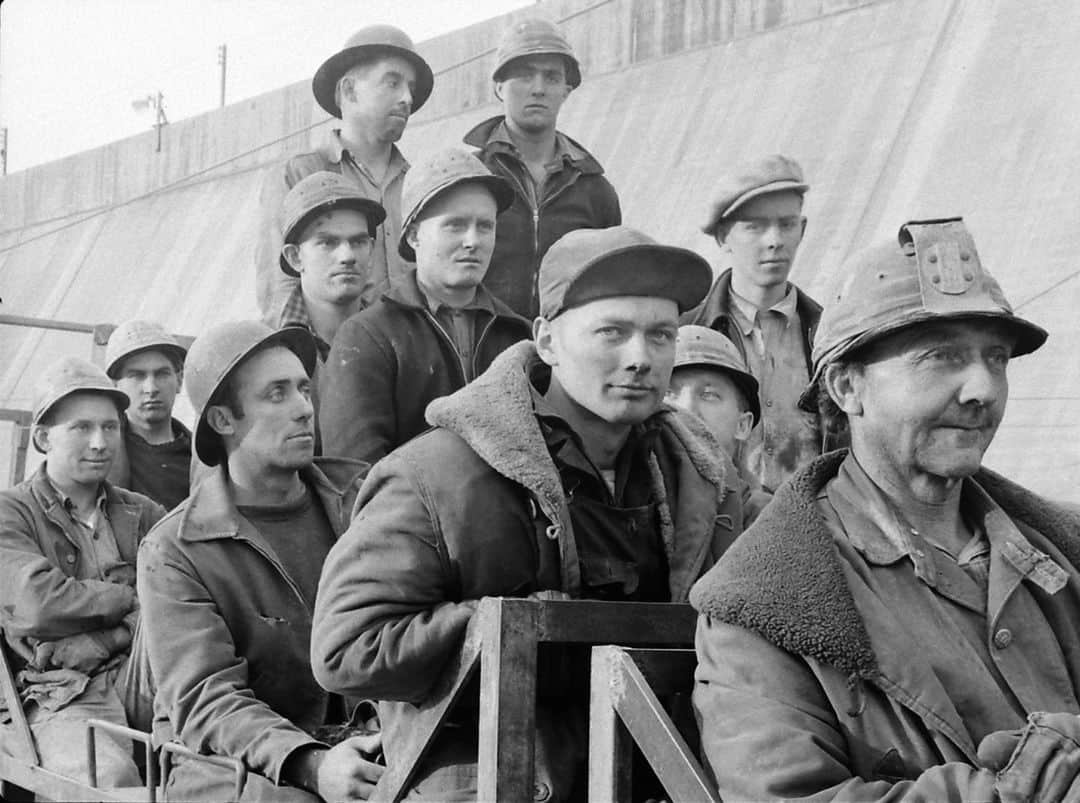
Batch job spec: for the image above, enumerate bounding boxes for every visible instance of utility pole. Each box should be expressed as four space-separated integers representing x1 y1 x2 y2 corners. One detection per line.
0 128 7 176
218 44 227 107
132 91 168 152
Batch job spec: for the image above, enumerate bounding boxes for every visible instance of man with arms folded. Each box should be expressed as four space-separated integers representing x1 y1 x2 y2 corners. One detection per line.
312 226 746 800
136 321 380 801
105 319 191 509
0 357 164 785
692 217 1080 801
320 148 530 464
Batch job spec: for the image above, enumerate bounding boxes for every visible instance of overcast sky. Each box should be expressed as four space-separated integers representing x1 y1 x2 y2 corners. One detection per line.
0 0 529 173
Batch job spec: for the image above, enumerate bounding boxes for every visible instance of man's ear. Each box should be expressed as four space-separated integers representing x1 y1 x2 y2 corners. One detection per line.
493 80 504 103
205 405 236 437
734 410 755 443
31 425 50 454
824 362 863 416
533 317 558 367
282 244 303 275
405 224 420 252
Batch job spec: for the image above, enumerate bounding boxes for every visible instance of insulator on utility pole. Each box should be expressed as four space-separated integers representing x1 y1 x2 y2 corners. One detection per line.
218 44 227 108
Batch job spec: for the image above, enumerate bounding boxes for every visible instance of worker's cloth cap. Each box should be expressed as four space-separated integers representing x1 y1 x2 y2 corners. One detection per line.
185 321 317 465
32 357 129 438
280 172 388 277
539 226 713 320
799 217 1048 411
313 25 434 118
493 17 581 88
105 319 187 379
701 154 809 236
398 148 514 260
674 325 761 426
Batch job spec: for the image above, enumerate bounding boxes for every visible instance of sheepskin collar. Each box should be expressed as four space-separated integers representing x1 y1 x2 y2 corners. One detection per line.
690 449 1080 681
426 341 729 595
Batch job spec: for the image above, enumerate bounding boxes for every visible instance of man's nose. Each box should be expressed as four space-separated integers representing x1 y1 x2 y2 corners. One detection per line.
958 358 1006 408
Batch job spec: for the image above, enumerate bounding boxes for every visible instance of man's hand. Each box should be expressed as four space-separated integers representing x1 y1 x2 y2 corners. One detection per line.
979 712 1080 802
315 735 385 801
33 632 111 674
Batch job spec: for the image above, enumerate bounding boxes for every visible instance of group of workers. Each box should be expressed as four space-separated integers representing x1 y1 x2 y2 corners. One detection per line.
3 14 1080 803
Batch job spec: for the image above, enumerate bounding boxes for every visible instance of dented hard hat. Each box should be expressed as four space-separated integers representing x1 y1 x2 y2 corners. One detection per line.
105 319 187 379
806 217 1047 396
493 18 581 88
32 357 129 440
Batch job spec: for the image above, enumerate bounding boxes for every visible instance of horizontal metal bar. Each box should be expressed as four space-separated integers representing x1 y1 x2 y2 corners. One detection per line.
0 313 98 334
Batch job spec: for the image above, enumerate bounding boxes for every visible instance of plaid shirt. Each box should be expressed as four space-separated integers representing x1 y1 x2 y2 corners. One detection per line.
276 284 331 360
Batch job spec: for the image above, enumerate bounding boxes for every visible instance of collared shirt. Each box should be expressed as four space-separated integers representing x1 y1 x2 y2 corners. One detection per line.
276 283 332 360
326 129 410 297
416 284 496 382
728 284 819 491
46 479 128 584
487 120 580 207
819 454 1080 745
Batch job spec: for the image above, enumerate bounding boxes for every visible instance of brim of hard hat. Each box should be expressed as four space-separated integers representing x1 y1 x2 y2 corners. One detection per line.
313 44 434 118
105 343 188 379
672 359 762 427
33 387 130 451
194 326 319 465
280 198 388 277
703 181 809 236
493 52 581 88
796 310 1049 413
398 175 515 261
552 244 713 318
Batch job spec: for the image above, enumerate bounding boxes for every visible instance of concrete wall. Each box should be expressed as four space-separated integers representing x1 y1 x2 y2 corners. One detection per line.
3 0 1079 498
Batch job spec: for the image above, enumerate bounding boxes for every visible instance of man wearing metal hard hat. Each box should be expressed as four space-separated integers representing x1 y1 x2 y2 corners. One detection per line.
685 153 825 494
691 218 1080 802
256 25 433 322
313 226 747 800
134 322 382 801
104 319 191 509
320 147 530 464
463 16 621 318
0 357 165 787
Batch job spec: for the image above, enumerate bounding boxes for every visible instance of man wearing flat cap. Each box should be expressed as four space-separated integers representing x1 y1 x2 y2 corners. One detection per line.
256 25 434 321
692 218 1080 802
685 153 824 492
464 17 621 318
0 357 165 787
320 148 530 464
312 225 747 800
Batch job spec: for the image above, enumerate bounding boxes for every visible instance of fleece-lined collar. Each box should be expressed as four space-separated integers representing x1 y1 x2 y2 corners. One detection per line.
426 340 729 597
690 449 1080 682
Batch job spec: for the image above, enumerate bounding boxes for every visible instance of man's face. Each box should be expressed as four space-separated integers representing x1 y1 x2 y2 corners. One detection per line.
115 350 181 430
215 347 315 473
666 366 753 457
496 54 571 135
537 296 680 426
837 320 1014 489
36 393 121 489
339 56 418 143
409 183 498 296
287 208 374 306
717 191 806 292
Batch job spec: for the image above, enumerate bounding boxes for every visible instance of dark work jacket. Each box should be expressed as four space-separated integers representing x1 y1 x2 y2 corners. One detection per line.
464 116 622 317
319 270 531 464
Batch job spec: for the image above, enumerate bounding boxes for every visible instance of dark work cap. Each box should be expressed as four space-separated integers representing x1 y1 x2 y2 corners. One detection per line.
539 226 713 320
701 154 809 236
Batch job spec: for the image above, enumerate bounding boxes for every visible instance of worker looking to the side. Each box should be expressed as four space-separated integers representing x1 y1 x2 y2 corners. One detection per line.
136 322 380 801
668 324 771 523
256 25 433 319
464 17 621 318
0 357 164 786
312 226 746 801
690 218 1080 802
105 319 191 510
683 153 823 492
320 148 530 464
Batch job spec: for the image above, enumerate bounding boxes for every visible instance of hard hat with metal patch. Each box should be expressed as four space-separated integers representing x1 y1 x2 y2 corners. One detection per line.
493 17 581 88
800 217 1047 409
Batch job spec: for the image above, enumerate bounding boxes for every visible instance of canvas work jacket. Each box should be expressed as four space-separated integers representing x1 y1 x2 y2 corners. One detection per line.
136 458 367 795
690 450 1080 802
312 341 745 799
464 116 622 317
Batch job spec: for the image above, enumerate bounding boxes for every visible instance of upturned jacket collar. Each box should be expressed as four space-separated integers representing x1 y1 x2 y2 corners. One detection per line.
381 269 527 325
463 115 606 176
425 340 730 599
690 449 1080 682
